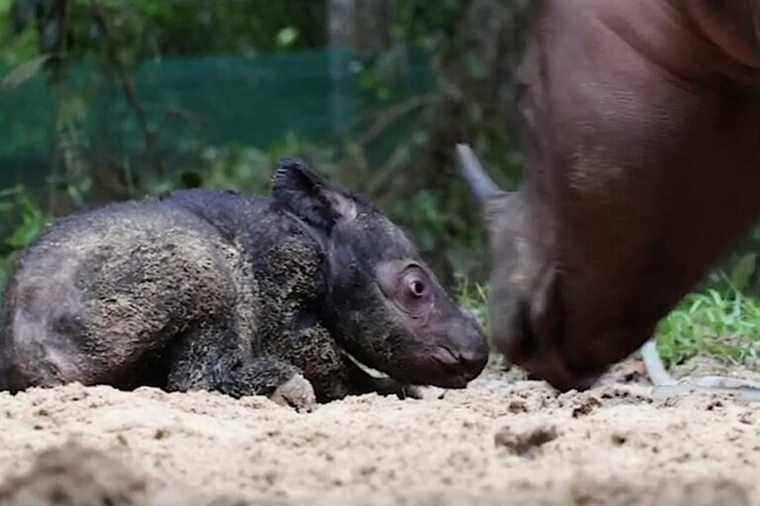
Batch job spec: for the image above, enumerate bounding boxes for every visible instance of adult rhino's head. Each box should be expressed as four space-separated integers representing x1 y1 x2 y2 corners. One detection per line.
460 92 760 392
457 0 760 392
459 144 669 391
273 159 488 389
458 145 597 391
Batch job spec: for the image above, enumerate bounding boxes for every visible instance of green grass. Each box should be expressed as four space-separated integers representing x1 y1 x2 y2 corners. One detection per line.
655 285 760 370
454 274 490 335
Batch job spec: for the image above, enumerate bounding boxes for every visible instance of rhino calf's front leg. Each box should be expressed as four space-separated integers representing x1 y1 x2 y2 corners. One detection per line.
215 356 316 412
169 354 316 412
165 325 316 411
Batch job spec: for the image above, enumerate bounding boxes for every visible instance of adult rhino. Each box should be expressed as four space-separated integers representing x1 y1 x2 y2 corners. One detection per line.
460 0 760 391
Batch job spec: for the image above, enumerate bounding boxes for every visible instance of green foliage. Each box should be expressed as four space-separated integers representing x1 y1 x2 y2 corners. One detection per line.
172 134 338 196
5 199 45 249
0 0 532 285
655 277 760 371
0 185 48 250
730 253 757 293
346 0 531 284
0 186 50 302
454 274 489 334
0 54 49 89
0 0 37 67
5 0 325 61
0 0 333 209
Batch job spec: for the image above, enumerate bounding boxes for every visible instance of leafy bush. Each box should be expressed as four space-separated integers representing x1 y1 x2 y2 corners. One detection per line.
0 185 50 303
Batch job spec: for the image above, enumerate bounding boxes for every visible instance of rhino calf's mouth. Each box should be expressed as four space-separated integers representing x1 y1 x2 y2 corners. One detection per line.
341 350 391 380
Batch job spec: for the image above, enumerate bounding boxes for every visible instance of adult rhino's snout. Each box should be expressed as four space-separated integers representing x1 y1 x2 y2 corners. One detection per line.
490 285 606 392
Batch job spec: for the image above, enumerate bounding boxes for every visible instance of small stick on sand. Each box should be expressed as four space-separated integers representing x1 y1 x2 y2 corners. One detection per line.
640 338 760 402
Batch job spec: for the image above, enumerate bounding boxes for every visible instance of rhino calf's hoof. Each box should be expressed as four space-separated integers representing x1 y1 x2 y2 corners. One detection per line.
271 374 317 413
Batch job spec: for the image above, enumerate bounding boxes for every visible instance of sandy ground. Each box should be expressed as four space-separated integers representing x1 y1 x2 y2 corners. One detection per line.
0 358 758 506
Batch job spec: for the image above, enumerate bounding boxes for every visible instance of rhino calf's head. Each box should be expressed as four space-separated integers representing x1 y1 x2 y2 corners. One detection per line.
274 160 489 388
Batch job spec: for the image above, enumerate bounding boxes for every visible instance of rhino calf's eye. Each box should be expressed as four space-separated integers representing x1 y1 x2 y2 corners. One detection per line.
410 279 426 297
397 268 433 311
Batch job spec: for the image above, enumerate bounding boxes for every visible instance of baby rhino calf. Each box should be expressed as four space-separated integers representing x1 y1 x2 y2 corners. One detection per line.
0 159 488 410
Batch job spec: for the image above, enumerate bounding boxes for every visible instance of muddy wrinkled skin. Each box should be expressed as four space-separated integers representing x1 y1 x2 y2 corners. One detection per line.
461 0 760 391
0 159 487 409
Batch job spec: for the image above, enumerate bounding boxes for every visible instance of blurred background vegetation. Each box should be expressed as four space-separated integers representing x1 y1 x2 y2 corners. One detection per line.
0 0 757 373
0 0 530 287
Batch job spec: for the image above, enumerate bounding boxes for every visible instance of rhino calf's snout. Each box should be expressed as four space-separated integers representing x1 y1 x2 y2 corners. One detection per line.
456 310 490 377
440 346 488 384
427 314 489 388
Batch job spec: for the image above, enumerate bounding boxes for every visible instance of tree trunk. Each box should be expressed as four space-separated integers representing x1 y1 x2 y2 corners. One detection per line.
328 0 393 135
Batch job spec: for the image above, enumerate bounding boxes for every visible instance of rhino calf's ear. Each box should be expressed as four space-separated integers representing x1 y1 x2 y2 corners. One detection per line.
273 158 357 231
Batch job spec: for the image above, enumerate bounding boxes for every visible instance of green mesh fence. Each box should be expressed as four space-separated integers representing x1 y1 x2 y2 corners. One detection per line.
0 47 435 189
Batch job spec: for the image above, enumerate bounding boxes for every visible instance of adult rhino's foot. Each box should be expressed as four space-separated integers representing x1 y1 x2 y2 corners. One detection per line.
271 373 317 412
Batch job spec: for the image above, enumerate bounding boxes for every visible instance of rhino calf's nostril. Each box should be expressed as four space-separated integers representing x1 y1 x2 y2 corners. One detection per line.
454 343 489 381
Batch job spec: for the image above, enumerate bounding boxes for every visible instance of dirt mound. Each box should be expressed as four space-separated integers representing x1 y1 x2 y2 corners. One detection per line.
0 366 757 505
0 441 149 506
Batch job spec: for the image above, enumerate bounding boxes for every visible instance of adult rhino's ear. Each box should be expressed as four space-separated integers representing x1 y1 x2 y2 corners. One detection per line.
272 158 358 231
